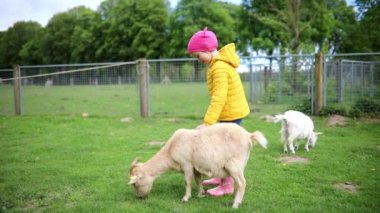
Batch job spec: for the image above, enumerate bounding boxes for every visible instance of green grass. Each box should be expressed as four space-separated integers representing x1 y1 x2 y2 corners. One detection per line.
0 83 210 118
1 83 379 212
1 113 379 212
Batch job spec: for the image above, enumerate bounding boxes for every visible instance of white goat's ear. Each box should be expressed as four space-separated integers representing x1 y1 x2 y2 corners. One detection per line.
315 132 323 135
128 175 138 185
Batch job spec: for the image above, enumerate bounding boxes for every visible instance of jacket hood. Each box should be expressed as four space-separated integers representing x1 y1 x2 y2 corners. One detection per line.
212 43 239 68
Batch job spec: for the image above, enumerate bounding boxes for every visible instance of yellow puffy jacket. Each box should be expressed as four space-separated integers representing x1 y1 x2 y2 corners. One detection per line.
204 43 250 125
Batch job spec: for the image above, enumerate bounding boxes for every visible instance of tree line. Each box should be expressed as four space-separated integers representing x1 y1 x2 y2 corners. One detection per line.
0 0 378 68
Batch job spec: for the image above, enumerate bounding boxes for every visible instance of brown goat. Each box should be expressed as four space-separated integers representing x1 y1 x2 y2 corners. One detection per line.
128 123 267 208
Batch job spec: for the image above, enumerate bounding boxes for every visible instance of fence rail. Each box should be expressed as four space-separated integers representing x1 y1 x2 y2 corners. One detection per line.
1 53 379 117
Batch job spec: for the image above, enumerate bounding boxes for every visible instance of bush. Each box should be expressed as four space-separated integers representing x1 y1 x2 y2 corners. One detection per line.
290 98 312 115
319 105 348 116
349 98 380 118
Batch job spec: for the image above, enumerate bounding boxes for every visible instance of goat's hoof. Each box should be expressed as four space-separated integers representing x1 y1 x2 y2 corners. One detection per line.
232 203 240 208
181 197 189 203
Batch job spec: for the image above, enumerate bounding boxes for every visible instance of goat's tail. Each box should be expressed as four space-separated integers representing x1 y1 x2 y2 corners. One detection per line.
250 131 268 149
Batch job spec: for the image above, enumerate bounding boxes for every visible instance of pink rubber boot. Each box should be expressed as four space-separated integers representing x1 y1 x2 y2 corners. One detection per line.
207 177 234 197
202 177 222 186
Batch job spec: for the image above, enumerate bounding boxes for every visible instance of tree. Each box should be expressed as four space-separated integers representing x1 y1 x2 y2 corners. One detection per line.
168 0 236 58
39 6 102 64
325 0 356 53
239 0 326 94
96 0 169 61
69 6 102 63
219 2 241 42
41 11 78 64
19 28 45 65
356 0 380 52
239 0 321 55
0 21 43 67
239 0 287 55
337 0 380 52
308 0 356 54
0 32 6 68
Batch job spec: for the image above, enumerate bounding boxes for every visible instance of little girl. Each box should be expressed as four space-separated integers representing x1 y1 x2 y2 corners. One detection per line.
187 27 250 197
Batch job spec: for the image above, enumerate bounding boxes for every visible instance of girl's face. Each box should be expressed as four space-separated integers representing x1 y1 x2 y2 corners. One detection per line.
191 52 212 64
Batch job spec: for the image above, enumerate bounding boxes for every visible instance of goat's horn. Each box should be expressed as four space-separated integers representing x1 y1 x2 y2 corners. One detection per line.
128 175 138 185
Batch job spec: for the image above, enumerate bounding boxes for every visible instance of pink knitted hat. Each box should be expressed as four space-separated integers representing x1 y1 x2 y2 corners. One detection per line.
187 27 218 53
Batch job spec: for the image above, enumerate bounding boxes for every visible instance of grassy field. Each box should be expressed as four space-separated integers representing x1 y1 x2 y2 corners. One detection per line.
0 83 305 117
1 83 380 212
0 83 210 117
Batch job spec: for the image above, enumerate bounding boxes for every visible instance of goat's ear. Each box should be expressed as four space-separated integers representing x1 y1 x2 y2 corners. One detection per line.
129 157 141 176
130 157 140 167
315 132 323 135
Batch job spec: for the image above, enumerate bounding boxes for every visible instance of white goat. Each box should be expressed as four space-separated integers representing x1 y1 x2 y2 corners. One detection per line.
273 110 321 154
128 123 268 208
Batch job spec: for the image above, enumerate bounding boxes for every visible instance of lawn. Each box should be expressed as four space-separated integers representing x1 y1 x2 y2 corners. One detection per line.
1 83 380 212
0 82 305 117
1 113 379 212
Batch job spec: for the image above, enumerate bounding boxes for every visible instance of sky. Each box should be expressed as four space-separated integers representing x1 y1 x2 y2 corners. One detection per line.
0 0 242 31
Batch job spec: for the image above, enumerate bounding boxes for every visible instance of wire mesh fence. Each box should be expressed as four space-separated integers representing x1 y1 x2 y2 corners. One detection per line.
1 53 379 117
0 69 13 115
324 55 379 105
241 55 316 105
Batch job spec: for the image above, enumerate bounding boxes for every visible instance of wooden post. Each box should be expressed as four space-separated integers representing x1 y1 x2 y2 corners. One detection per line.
13 64 22 115
138 59 150 117
315 53 323 115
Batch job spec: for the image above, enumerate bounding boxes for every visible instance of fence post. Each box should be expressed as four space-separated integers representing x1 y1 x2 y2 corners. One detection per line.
315 53 323 114
13 64 22 115
138 59 150 118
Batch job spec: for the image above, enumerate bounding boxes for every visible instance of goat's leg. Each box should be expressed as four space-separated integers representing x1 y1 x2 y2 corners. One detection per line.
281 130 288 153
304 139 310 152
193 170 205 197
181 166 194 202
283 141 288 153
232 172 246 208
226 161 246 208
288 137 296 154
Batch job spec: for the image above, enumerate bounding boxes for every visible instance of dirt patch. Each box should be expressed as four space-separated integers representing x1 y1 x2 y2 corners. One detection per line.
167 118 180 122
327 114 347 126
260 115 275 122
335 182 358 193
277 156 309 164
120 117 134 123
359 118 380 123
147 141 165 146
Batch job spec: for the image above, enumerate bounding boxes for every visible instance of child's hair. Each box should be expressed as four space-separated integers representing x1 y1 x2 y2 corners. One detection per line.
187 27 218 53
